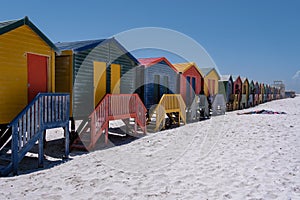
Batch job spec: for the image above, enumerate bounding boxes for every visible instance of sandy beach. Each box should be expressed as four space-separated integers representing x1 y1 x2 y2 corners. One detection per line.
0 96 299 199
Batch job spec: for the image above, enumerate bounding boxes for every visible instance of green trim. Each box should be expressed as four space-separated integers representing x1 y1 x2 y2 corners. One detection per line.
0 16 59 53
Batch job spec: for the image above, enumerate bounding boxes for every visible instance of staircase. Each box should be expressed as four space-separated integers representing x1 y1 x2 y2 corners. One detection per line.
147 94 186 132
0 93 70 177
71 94 147 151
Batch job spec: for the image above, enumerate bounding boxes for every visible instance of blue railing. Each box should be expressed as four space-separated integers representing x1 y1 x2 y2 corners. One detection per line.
5 93 70 176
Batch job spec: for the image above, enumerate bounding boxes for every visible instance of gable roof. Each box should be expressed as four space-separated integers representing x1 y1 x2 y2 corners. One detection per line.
241 77 249 83
55 38 139 64
0 16 58 52
56 39 105 52
219 75 233 82
138 57 176 71
200 67 220 79
232 75 242 83
173 62 203 76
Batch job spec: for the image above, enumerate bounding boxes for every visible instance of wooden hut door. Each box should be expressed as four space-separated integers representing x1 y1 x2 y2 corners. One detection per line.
94 61 107 107
111 64 121 94
27 53 48 103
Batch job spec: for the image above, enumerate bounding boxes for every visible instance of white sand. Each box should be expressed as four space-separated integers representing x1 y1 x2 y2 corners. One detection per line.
0 97 299 199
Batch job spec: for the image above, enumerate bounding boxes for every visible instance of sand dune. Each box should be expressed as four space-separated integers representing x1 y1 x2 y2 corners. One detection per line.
0 97 299 199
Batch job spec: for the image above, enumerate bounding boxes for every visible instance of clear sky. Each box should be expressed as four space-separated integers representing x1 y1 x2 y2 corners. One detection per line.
1 0 300 92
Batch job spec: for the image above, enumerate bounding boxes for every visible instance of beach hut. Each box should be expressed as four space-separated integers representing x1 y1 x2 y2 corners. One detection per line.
0 17 58 124
264 84 270 102
254 81 260 105
0 17 70 176
138 57 179 110
138 57 186 131
218 75 233 111
55 38 146 150
259 83 264 104
248 80 255 107
232 76 242 110
173 62 203 107
200 67 220 100
55 38 140 115
240 77 249 109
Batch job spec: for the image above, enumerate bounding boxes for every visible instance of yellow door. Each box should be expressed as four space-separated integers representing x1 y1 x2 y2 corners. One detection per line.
111 64 120 94
94 61 106 107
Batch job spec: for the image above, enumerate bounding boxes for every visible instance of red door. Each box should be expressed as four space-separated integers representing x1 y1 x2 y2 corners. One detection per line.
27 53 48 102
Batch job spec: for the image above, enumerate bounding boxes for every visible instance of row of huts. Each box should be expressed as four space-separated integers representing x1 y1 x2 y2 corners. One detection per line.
0 17 286 175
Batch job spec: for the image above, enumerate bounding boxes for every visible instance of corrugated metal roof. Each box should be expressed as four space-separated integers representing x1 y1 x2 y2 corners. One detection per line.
55 38 139 65
219 75 232 81
0 19 18 29
200 67 214 76
138 57 164 66
232 75 239 81
173 62 193 72
0 16 58 52
55 39 106 52
138 57 176 70
241 77 248 83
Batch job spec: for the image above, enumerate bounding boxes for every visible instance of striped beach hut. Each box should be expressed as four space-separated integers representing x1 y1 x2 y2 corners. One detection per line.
55 38 139 118
248 80 255 107
200 68 220 99
232 76 242 110
218 75 233 111
240 77 249 109
173 62 203 107
0 17 58 124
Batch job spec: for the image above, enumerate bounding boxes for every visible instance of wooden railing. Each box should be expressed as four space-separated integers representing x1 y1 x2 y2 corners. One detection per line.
88 94 146 149
2 93 70 176
151 94 186 132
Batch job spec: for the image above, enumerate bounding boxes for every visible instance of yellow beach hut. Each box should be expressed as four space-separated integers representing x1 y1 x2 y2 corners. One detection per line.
0 17 58 124
200 67 220 98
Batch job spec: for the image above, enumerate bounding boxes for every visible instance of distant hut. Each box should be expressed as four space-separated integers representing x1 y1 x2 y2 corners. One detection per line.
218 75 233 111
254 81 260 105
0 17 58 124
173 62 203 107
259 83 264 104
240 77 249 109
232 76 242 110
138 57 179 110
248 80 255 107
200 67 220 101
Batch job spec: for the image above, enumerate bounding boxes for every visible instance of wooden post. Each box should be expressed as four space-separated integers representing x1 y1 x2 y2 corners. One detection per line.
12 124 19 175
38 131 44 168
64 126 69 159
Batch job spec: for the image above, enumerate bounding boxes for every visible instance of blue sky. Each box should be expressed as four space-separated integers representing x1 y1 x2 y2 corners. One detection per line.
1 0 300 92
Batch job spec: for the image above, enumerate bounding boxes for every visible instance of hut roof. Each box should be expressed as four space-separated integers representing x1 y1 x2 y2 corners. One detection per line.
200 67 220 79
138 57 176 71
173 62 203 76
56 39 105 52
241 77 248 83
0 16 58 52
219 75 232 82
56 38 139 64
